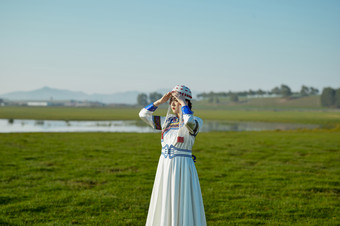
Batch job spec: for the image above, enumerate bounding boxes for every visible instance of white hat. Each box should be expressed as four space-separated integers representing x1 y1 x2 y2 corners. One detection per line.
172 85 192 100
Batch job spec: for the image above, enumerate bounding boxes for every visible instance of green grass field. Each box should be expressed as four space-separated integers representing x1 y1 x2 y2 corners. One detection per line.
1 130 339 225
1 106 340 224
1 106 340 127
195 95 322 109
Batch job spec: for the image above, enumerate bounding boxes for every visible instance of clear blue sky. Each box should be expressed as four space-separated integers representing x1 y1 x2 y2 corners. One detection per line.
1 0 339 94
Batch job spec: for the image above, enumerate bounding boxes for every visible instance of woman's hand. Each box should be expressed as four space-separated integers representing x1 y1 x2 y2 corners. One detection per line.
153 92 172 106
171 91 187 106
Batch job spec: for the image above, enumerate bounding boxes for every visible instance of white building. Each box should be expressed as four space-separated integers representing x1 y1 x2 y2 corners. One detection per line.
27 102 48 106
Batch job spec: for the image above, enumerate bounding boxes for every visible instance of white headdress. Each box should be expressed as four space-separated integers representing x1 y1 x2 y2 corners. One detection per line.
171 85 192 100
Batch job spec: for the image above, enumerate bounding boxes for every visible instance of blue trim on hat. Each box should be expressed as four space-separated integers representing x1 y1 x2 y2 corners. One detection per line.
181 106 193 114
145 103 158 112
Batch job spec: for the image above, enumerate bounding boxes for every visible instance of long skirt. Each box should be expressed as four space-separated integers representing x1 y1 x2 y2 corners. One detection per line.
146 156 206 226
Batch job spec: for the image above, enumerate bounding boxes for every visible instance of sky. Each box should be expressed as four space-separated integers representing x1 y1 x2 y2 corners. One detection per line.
1 0 339 95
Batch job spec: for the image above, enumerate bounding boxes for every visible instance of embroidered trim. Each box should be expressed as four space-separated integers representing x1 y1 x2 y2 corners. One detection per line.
161 145 196 162
153 116 161 130
189 120 199 137
177 136 184 143
145 103 158 112
172 91 192 99
181 106 193 114
161 144 192 159
162 117 179 136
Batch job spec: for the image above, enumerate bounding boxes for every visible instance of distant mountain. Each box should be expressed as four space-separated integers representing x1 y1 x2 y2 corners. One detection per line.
0 87 201 104
0 87 140 104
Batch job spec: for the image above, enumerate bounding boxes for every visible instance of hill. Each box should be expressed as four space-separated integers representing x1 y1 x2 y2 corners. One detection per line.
0 87 202 105
0 87 140 104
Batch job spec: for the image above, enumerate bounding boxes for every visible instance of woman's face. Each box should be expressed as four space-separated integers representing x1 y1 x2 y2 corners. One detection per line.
170 97 181 115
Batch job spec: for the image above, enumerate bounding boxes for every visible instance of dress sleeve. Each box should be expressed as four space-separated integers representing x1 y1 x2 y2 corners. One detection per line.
139 103 163 130
181 106 203 136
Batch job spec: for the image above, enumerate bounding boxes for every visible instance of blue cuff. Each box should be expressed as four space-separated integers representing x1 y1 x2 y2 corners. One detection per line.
145 103 158 112
181 106 193 114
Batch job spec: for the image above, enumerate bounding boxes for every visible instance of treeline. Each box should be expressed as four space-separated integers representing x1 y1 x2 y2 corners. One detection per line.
321 87 340 108
197 84 319 103
137 85 340 109
137 92 162 106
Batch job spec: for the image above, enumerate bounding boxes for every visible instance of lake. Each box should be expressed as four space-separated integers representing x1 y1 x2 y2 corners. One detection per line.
0 119 320 133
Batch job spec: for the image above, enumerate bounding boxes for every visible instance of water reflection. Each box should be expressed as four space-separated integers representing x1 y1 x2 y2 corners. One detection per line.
0 119 156 133
0 119 320 133
201 120 319 132
35 120 44 125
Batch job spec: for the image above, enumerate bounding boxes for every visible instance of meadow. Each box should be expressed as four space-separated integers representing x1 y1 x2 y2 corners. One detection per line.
1 130 340 225
194 95 322 109
1 106 340 225
1 106 340 127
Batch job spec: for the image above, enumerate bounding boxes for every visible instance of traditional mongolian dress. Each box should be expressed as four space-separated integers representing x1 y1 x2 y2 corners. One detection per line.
139 103 206 226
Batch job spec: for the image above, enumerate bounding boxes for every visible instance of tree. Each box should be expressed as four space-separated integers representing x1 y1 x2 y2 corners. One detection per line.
197 92 207 99
310 87 319 95
248 89 256 96
280 84 292 98
238 91 248 97
300 85 310 96
137 93 148 106
335 88 340 108
230 93 239 102
271 86 281 95
149 92 162 103
321 87 335 107
257 89 265 96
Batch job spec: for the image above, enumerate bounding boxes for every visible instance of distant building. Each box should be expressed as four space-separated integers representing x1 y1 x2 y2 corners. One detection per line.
63 100 105 107
27 102 48 106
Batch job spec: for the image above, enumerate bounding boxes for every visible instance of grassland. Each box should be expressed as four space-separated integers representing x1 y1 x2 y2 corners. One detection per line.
1 131 339 225
195 95 321 109
1 104 340 225
1 106 340 127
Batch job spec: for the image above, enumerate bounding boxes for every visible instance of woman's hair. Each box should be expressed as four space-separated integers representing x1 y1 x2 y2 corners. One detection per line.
186 100 192 110
169 97 192 110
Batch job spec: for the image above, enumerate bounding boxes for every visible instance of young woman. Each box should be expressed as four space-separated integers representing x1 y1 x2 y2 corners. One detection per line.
139 85 206 226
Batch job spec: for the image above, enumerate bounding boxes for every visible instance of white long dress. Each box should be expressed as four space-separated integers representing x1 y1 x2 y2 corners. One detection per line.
139 104 206 226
